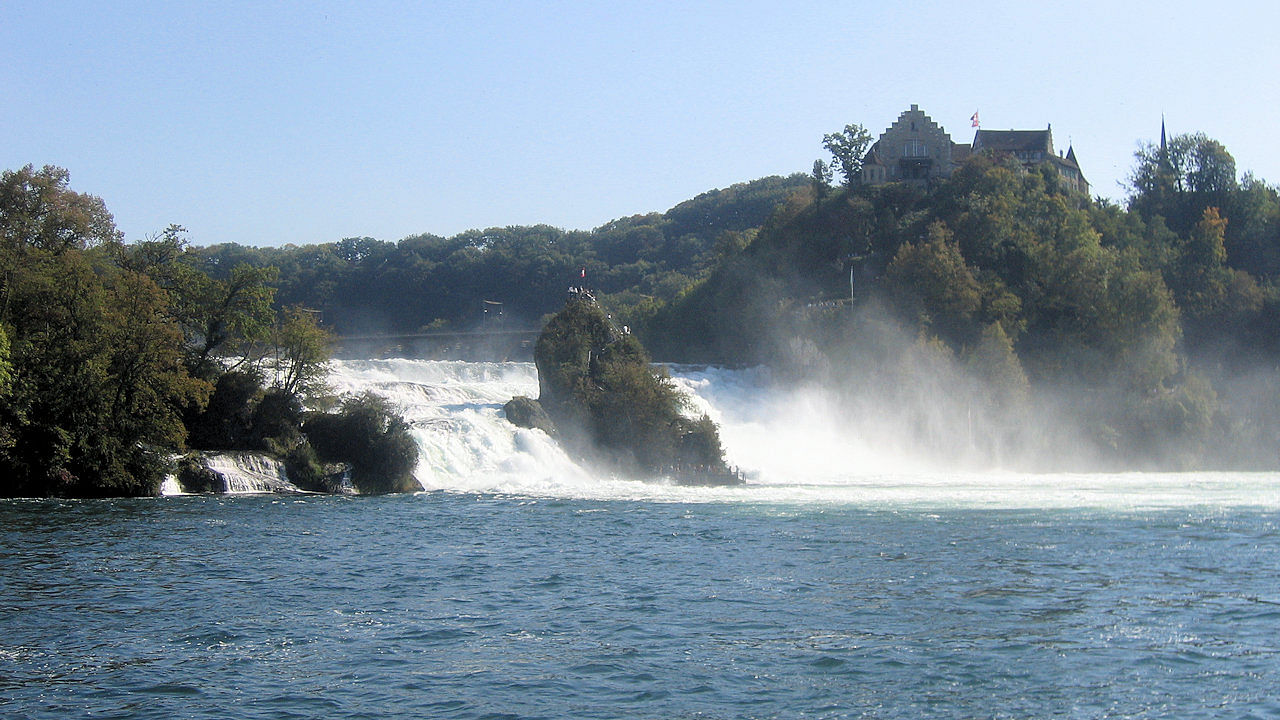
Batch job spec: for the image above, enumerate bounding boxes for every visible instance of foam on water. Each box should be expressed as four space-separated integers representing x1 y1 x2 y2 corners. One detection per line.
327 358 1280 508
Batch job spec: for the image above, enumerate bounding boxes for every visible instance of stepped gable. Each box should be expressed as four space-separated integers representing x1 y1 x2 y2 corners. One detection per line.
861 104 959 187
860 104 1089 195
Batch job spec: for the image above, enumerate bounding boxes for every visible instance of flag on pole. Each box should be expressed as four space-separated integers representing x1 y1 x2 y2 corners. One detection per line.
970 111 980 128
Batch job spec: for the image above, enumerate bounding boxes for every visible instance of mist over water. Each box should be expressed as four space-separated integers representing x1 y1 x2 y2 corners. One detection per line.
327 359 1280 509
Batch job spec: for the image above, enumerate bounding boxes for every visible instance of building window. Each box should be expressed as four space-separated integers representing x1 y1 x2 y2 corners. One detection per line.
903 140 927 158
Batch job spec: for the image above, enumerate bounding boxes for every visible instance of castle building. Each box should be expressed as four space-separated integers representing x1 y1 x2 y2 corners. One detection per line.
861 105 1088 195
860 105 962 186
972 126 1089 195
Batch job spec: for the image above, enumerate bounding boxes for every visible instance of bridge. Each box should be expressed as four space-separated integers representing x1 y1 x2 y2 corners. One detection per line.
332 328 542 361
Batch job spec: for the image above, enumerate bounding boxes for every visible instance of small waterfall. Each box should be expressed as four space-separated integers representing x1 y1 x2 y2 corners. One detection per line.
202 453 302 494
159 475 184 496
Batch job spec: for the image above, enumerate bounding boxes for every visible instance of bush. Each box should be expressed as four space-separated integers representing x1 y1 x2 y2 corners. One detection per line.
185 370 262 450
304 393 419 494
282 438 331 493
249 387 304 452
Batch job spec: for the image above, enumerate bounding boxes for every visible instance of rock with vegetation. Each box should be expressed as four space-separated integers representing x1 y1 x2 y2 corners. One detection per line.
509 293 739 484
175 454 223 493
303 392 420 494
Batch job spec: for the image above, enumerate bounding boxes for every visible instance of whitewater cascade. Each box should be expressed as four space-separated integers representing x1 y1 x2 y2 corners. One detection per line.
323 359 1280 509
204 453 302 494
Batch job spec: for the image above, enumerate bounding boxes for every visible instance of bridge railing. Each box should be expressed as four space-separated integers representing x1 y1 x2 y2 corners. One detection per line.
331 329 541 361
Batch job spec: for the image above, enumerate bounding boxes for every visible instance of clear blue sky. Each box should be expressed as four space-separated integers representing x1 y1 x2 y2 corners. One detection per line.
4 1 1277 248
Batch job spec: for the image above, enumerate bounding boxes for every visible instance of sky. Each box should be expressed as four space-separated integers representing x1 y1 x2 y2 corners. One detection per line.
4 1 1278 248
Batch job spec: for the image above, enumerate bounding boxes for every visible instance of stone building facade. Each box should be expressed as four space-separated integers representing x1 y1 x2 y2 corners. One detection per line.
861 105 1088 195
861 105 962 186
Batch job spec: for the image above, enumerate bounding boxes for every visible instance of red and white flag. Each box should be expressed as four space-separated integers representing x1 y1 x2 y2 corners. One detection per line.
970 111 980 128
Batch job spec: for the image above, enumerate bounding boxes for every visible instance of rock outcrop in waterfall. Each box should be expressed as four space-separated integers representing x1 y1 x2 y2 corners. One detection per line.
505 292 741 485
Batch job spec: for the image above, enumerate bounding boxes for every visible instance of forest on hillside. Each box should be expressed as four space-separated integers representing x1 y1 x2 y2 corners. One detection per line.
649 130 1280 470
185 174 809 335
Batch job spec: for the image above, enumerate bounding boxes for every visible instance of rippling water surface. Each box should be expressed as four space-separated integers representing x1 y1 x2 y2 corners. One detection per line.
3 493 1279 719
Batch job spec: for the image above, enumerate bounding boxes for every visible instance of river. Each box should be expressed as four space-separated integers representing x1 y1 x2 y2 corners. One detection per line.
2 359 1278 718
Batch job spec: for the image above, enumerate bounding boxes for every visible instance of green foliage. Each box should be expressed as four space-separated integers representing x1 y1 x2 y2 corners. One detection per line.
304 393 420 494
963 323 1029 408
186 175 807 339
0 238 200 496
282 438 331 493
0 324 11 397
185 370 262 450
533 297 728 475
1130 133 1237 232
1128 132 1280 281
181 263 279 378
249 387 305 454
269 306 332 399
885 222 982 346
0 165 122 254
0 168 216 496
812 159 833 196
534 297 622 410
822 124 873 186
118 224 278 379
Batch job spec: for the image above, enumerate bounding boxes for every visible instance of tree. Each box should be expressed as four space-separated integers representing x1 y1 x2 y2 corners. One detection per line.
181 263 278 378
885 221 982 346
822 124 873 186
0 250 199 496
811 159 833 197
1129 132 1238 234
270 305 332 399
118 226 278 377
964 322 1028 408
0 165 121 254
0 166 208 496
0 324 11 397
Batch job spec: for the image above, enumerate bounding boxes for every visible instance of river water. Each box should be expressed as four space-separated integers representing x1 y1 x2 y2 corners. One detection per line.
3 359 1279 719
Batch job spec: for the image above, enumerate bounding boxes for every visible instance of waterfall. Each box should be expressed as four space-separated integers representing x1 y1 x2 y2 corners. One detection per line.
327 359 594 495
323 359 1280 508
202 453 302 494
159 475 184 496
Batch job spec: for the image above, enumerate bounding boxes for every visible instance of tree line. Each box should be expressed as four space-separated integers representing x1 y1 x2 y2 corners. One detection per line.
184 174 808 337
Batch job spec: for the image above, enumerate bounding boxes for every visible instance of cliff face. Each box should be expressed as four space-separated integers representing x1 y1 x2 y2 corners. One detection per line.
508 295 736 482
